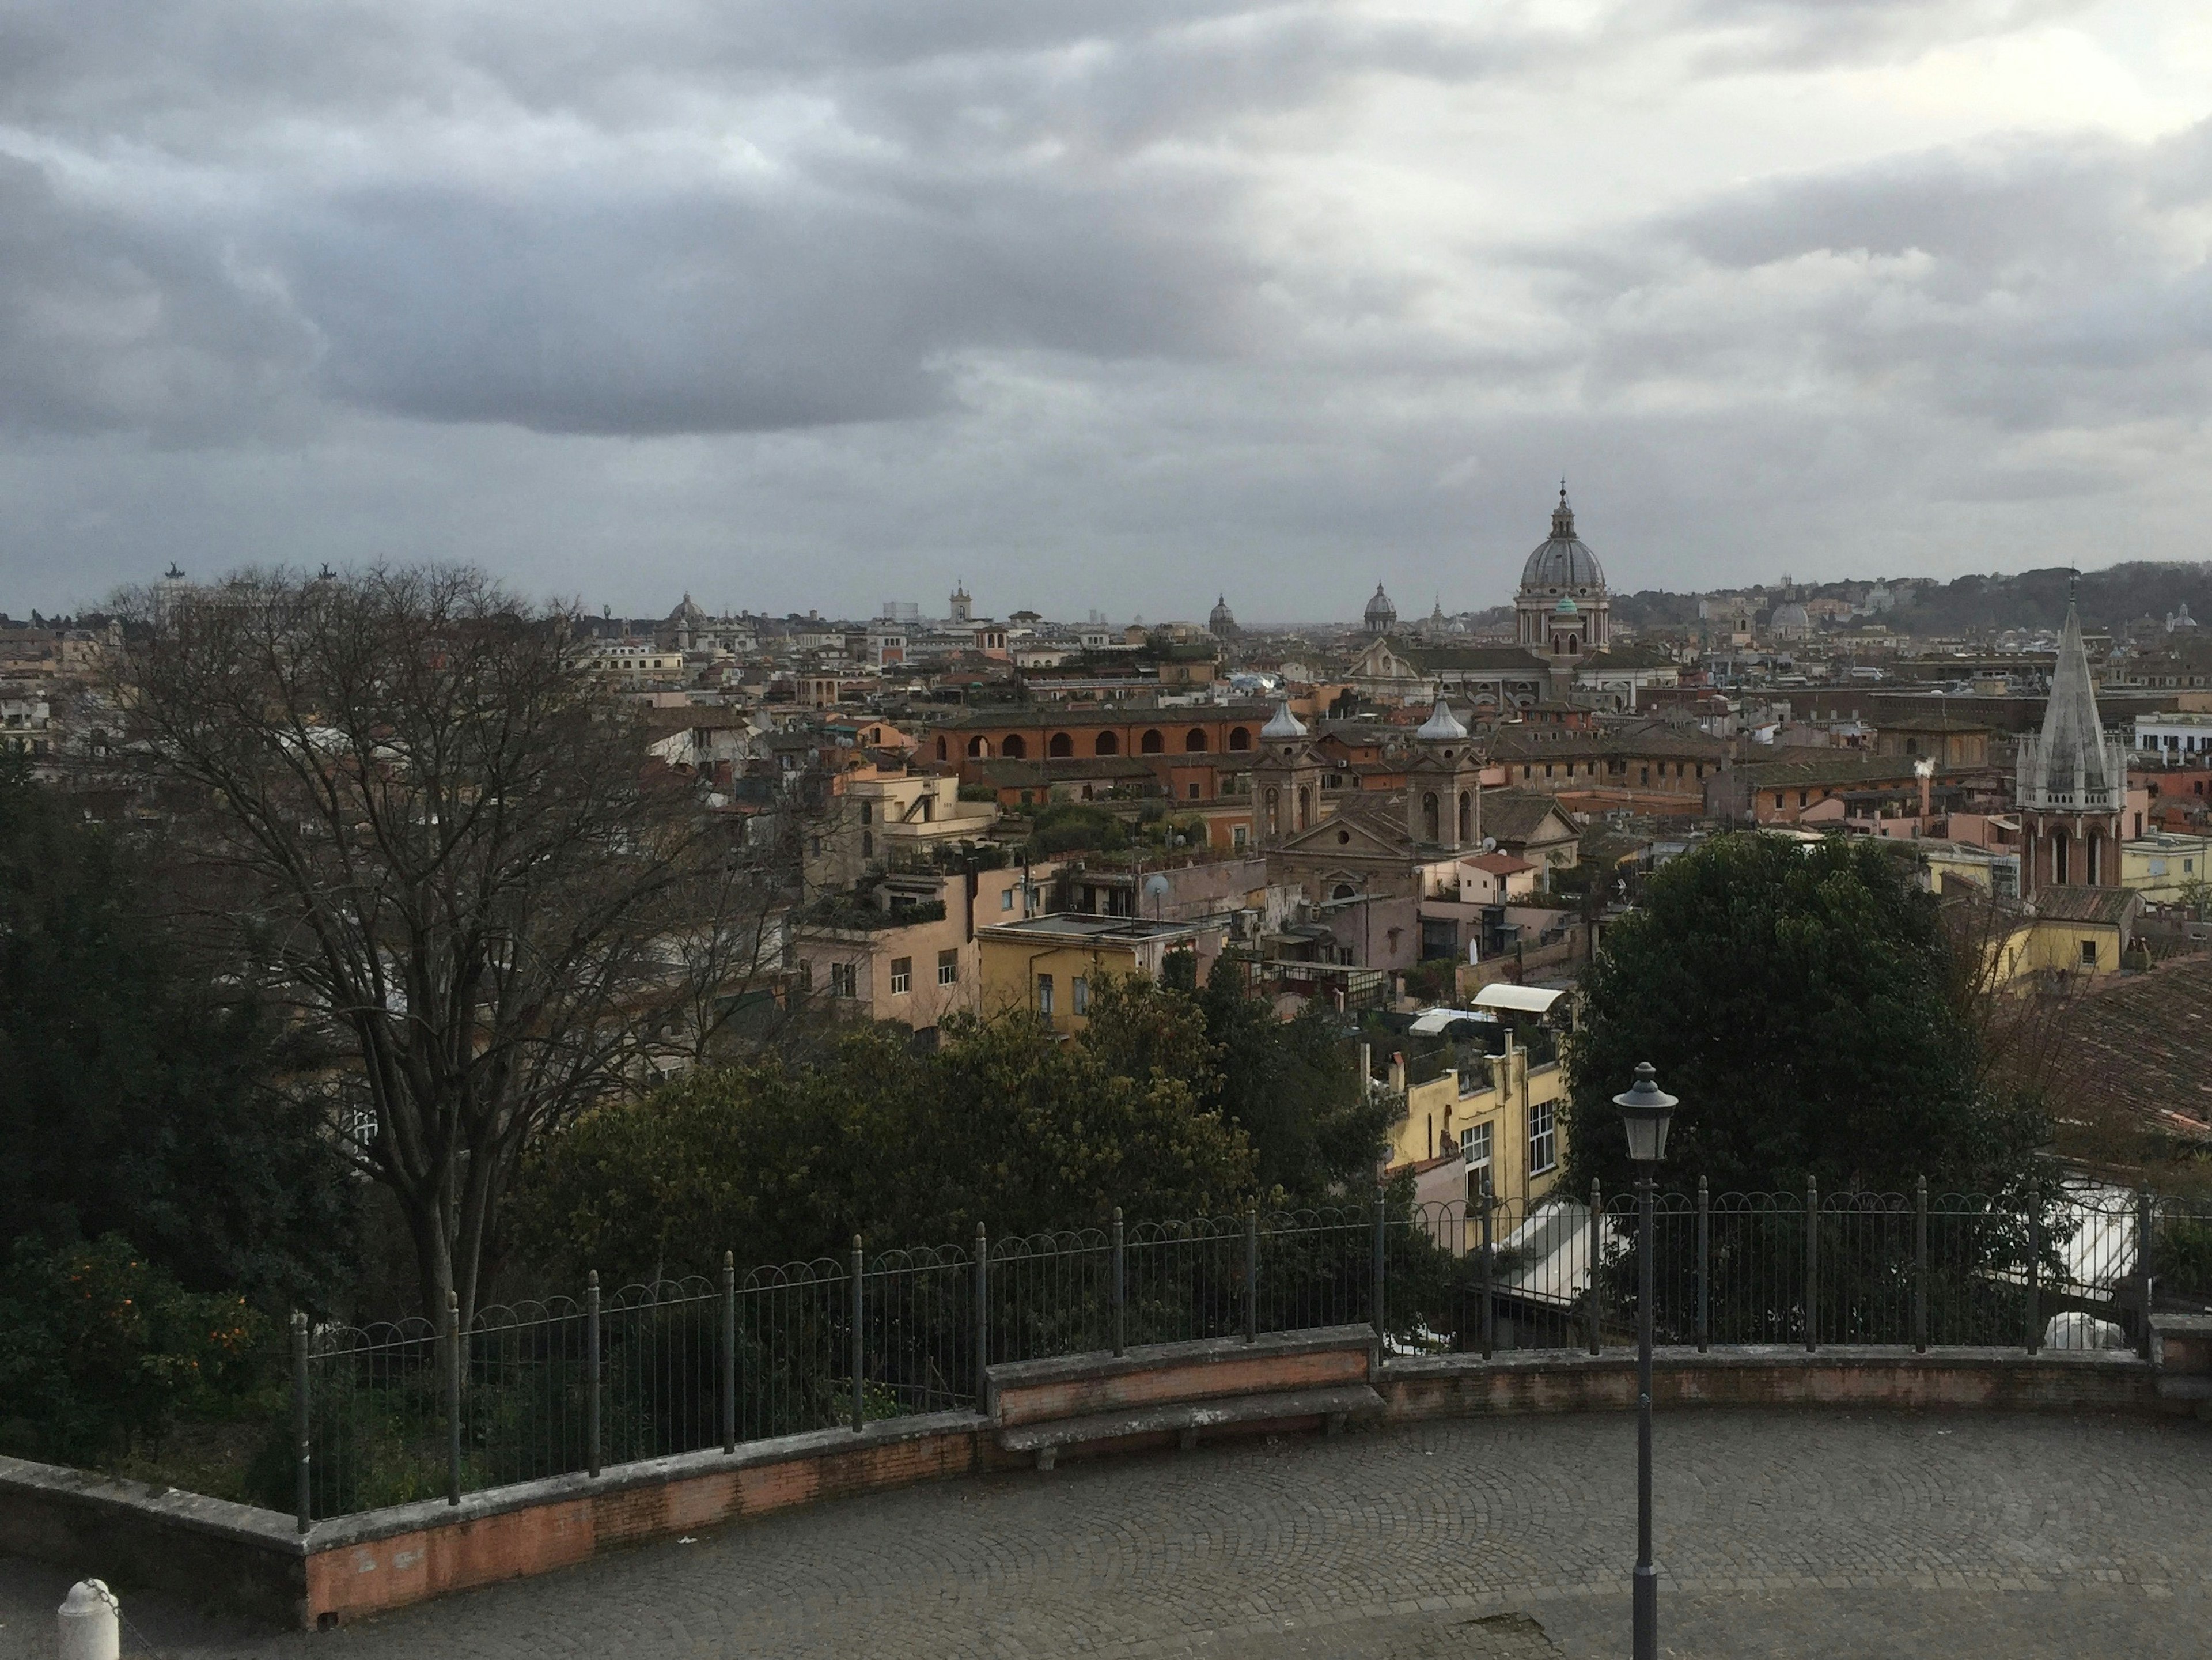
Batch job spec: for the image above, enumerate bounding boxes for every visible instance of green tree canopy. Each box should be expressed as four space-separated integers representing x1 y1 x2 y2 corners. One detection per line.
1195 956 1392 1200
1563 833 2044 1197
513 998 1259 1283
0 758 354 1307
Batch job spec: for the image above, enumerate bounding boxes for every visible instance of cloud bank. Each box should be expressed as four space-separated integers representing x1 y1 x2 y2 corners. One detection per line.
2 0 2209 616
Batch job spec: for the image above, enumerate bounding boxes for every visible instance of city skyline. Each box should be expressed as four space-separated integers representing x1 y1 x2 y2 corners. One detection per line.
6 2 2212 615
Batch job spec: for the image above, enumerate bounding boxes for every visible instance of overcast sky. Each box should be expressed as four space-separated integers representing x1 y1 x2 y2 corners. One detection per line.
5 1 2211 623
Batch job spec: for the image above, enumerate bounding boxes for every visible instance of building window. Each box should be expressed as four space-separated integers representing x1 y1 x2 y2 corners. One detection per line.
1001 888 1015 912
1233 825 1248 849
1188 782 1201 800
1036 973 1055 1016
2080 939 2098 968
1461 1121 1493 1175
830 962 858 999
890 957 912 995
859 800 873 824
1528 1101 1556 1174
937 948 959 986
1072 975 1090 1016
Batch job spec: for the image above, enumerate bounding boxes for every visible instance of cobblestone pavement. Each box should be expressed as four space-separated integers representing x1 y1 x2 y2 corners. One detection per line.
3 1409 2208 1658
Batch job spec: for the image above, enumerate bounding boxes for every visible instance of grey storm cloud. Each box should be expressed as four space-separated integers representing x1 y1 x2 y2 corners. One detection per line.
0 154 317 440
1 0 2209 613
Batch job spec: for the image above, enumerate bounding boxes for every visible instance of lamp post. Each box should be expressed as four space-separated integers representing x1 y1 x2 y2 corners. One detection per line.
1614 1061 1677 1660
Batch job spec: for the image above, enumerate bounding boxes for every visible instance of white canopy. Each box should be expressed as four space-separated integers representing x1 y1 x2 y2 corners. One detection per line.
1472 984 1570 1016
1408 1006 1499 1035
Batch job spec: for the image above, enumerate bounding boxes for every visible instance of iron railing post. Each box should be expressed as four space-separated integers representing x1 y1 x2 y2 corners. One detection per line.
1587 1179 1602 1355
1695 1176 1709 1353
445 1291 462 1506
1914 1177 1929 1353
586 1271 602 1477
1479 1174 1495 1360
2137 1188 2156 1360
850 1236 865 1433
1112 1208 1126 1358
2025 1188 2041 1355
291 1311 310 1533
1804 1178 1819 1354
721 1252 736 1454
974 1223 990 1403
1244 1207 1259 1343
1370 1173 1387 1341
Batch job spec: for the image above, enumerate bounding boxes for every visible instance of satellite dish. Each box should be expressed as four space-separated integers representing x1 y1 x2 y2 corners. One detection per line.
1480 837 1497 854
1143 874 1173 905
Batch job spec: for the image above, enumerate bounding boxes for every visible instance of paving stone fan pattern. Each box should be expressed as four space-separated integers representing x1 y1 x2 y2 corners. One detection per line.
2 1409 2207 1658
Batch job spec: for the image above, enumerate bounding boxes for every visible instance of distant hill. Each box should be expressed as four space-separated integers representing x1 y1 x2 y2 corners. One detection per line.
1612 562 2212 639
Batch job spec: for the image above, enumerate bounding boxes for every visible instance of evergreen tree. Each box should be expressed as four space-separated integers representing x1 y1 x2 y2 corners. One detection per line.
1564 833 2044 1197
0 757 353 1307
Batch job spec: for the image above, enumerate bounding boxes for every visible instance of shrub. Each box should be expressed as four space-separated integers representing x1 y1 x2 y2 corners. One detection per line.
0 1234 267 1464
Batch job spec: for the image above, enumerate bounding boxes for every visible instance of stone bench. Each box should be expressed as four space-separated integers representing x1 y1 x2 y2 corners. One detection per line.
985 1325 1380 1469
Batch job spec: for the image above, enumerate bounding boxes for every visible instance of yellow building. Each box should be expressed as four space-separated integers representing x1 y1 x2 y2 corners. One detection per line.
975 914 1224 1033
1976 884 2143 984
1383 1036 1569 1227
2119 833 2212 903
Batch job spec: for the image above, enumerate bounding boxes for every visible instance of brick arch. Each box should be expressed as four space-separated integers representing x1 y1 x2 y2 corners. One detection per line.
1094 731 1119 755
1003 734 1029 759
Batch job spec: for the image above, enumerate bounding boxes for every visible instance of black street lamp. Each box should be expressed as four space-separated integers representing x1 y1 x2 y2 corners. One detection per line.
1613 1061 1677 1660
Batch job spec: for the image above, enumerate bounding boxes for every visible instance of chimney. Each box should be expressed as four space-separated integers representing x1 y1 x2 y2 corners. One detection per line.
1915 757 1935 824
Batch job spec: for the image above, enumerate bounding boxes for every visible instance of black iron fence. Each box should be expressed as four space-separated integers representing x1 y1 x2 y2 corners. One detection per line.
292 1183 2195 1528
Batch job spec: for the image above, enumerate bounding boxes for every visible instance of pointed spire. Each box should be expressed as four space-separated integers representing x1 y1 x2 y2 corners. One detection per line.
1260 699 1308 740
2021 593 2121 812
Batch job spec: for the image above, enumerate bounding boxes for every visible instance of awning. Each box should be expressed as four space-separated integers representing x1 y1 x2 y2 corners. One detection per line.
1472 984 1570 1016
1408 1006 1501 1035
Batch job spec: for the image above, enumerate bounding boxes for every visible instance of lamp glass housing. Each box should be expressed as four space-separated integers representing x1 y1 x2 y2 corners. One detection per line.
1622 1106 1671 1164
1612 1064 1678 1167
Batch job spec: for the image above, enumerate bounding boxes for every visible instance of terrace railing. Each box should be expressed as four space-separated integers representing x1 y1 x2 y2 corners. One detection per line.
295 1182 2195 1527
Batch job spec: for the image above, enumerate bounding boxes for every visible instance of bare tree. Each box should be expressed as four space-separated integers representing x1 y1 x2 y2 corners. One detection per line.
116 566 774 1326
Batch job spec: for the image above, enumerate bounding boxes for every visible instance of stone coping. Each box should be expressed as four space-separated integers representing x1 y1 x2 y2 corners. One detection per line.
1380 1344 2152 1380
308 1409 987 1551
0 1453 301 1553
986 1324 1376 1391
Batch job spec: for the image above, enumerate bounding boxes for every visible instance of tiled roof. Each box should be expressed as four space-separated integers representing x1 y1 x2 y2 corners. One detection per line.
2029 885 2138 926
2050 955 2212 1139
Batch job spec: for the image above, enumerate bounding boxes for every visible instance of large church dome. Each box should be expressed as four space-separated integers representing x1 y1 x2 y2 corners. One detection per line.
1364 583 1397 632
1520 488 1605 592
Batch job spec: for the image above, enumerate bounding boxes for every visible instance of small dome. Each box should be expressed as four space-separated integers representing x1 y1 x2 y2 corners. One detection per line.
1771 602 1810 632
668 592 709 623
1555 595 1578 615
1520 487 1606 592
1260 701 1308 740
1365 584 1397 627
1415 698 1468 741
1209 593 1237 633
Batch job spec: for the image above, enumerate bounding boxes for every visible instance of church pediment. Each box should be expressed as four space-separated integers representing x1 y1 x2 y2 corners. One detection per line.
1277 812 1410 859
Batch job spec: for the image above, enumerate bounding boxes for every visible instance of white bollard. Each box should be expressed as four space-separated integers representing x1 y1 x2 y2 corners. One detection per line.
58 1579 120 1660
